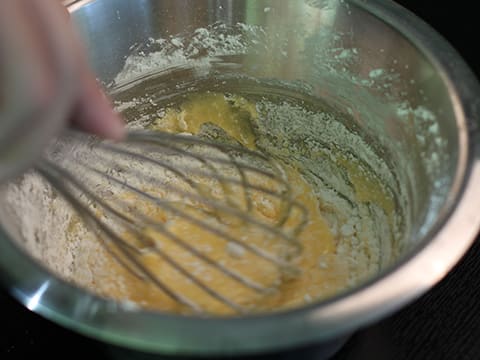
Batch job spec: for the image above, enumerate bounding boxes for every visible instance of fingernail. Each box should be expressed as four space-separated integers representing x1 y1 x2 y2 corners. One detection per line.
107 112 127 141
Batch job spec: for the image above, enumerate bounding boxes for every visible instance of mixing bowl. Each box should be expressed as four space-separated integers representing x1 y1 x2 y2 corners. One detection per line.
0 0 479 357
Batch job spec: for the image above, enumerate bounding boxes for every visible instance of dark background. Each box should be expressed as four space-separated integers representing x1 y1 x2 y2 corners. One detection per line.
1 1 479 359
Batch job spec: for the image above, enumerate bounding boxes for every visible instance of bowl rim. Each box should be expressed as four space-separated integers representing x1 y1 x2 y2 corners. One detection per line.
1 0 480 355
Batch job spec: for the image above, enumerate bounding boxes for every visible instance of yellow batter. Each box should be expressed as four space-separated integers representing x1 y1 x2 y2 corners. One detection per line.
80 93 393 315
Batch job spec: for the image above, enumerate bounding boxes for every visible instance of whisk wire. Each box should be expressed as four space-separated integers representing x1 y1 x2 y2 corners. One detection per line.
82 162 302 264
38 130 309 314
36 160 204 312
94 137 309 238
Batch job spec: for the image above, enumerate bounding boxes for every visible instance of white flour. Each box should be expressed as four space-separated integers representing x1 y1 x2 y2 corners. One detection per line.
113 23 262 86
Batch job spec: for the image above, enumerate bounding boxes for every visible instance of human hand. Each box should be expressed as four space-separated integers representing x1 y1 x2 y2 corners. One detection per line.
0 0 125 181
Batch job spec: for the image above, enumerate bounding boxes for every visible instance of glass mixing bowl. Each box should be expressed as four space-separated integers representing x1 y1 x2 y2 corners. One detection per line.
0 0 479 357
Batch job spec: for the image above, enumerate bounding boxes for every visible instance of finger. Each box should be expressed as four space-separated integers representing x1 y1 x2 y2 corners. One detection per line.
0 0 76 181
70 73 126 141
59 3 126 140
26 0 124 140
15 0 79 106
0 1 57 121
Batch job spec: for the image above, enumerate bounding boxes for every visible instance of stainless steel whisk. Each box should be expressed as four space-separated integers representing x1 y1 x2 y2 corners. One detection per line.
35 129 308 314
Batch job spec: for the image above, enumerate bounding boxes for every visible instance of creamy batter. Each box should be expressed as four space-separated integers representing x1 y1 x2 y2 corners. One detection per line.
69 93 393 315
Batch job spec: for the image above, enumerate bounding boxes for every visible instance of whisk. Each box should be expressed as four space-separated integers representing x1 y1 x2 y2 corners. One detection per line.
35 128 308 314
